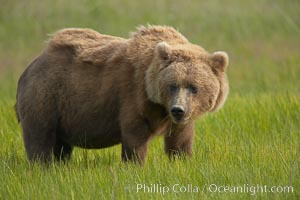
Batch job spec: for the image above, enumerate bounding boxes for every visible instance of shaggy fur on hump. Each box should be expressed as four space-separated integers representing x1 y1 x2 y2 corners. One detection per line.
130 25 188 43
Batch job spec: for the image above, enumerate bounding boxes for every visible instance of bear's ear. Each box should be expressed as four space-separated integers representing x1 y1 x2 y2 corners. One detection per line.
155 42 172 63
209 51 229 73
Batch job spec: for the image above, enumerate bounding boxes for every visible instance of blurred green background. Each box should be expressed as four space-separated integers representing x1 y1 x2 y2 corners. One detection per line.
1 0 299 97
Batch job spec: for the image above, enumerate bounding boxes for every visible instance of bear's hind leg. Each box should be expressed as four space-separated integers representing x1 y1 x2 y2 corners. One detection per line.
54 139 73 162
22 122 57 162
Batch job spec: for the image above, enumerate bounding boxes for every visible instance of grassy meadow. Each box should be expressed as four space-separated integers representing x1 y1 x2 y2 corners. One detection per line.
0 0 299 199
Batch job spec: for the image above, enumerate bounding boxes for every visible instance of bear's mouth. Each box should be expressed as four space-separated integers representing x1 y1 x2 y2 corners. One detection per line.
169 113 190 125
172 118 188 124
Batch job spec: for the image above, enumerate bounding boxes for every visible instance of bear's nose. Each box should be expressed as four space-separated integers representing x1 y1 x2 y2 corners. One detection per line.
170 105 185 120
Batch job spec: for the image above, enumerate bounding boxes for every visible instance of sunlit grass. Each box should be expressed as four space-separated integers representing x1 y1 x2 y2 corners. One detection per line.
0 95 299 199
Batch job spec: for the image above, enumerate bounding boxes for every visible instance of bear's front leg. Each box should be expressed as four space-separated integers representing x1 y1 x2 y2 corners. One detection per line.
164 122 195 160
121 119 152 165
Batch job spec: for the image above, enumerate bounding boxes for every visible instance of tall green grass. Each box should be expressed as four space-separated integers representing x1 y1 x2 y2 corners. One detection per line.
0 0 299 199
1 95 299 199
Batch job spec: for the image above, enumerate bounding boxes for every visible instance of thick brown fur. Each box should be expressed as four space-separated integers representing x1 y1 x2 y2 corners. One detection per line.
16 25 229 164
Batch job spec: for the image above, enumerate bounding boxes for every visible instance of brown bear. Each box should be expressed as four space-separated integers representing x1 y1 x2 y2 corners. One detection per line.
15 25 229 164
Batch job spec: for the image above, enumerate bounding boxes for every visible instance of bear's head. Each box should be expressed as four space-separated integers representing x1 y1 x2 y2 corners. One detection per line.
146 42 229 124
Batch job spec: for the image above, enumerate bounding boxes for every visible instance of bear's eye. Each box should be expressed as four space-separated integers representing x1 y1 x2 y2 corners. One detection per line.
189 85 198 94
169 84 178 93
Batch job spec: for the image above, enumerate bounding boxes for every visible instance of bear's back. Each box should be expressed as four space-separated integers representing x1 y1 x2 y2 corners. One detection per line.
47 28 127 64
48 28 124 49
